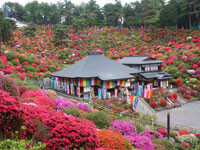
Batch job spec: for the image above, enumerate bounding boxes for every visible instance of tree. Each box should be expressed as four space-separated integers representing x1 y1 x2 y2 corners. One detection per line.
0 12 15 45
6 2 26 21
123 2 143 27
141 0 165 26
159 0 179 27
103 0 123 26
83 0 103 26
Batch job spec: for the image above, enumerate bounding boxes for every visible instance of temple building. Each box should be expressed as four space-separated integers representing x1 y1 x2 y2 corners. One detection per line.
118 56 173 88
44 51 141 99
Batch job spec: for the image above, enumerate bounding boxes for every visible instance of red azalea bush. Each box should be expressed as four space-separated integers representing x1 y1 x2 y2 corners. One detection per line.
97 129 132 150
0 74 19 96
21 105 100 150
179 130 190 136
21 90 44 99
176 78 183 86
160 99 167 107
157 128 167 137
18 86 28 96
0 90 23 138
22 95 55 109
150 101 158 108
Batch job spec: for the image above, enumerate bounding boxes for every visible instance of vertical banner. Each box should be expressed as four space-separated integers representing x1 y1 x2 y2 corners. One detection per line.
67 85 70 94
121 88 124 99
104 89 107 99
78 87 80 98
130 95 134 105
89 90 93 100
98 88 102 99
133 98 139 112
126 89 129 103
115 88 118 98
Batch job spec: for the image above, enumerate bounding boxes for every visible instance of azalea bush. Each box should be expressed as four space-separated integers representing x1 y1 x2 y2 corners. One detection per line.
0 90 23 138
54 97 75 110
125 135 154 150
84 111 110 129
0 74 19 96
97 129 132 150
21 104 100 150
139 130 163 140
110 120 137 136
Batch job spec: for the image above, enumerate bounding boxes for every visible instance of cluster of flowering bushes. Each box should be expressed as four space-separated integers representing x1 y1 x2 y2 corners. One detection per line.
148 88 179 109
21 104 100 150
0 90 23 138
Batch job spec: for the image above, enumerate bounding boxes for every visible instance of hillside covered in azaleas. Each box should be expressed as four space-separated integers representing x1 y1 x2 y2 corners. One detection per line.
0 26 199 99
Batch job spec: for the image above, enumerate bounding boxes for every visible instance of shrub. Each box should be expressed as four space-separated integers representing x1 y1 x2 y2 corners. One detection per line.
179 130 190 136
6 52 17 60
0 90 23 138
18 86 28 96
153 139 176 150
150 101 158 108
0 74 19 96
139 130 163 140
110 119 137 136
49 65 56 72
22 95 55 110
160 99 167 107
84 111 110 129
157 128 167 137
21 105 100 150
11 59 18 65
97 129 132 150
179 134 198 149
76 103 91 112
21 90 44 98
192 57 199 64
125 135 153 150
134 122 144 134
0 139 46 150
54 97 75 110
62 107 82 118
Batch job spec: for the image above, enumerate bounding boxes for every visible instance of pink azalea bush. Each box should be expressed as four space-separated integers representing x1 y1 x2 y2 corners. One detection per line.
124 135 154 150
54 97 75 110
110 120 137 136
139 130 164 140
76 103 91 112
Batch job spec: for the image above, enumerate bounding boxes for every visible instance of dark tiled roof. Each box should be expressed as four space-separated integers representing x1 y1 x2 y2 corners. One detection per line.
51 52 141 81
118 56 164 64
140 72 173 79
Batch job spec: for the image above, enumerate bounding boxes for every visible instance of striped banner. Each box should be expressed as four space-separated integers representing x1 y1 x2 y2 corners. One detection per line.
65 78 71 85
91 78 101 86
106 81 116 89
118 80 126 87
79 79 90 87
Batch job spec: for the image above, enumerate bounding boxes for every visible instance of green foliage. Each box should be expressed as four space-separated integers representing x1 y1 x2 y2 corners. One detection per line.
0 12 15 44
0 74 19 96
0 64 5 69
62 107 82 118
49 65 56 72
134 122 144 134
42 71 51 78
15 79 40 90
11 59 18 65
180 134 198 149
0 139 46 150
6 52 17 60
84 111 110 129
153 139 176 150
192 57 200 64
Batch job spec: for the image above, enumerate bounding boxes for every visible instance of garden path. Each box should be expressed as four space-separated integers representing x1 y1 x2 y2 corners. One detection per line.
156 101 200 130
